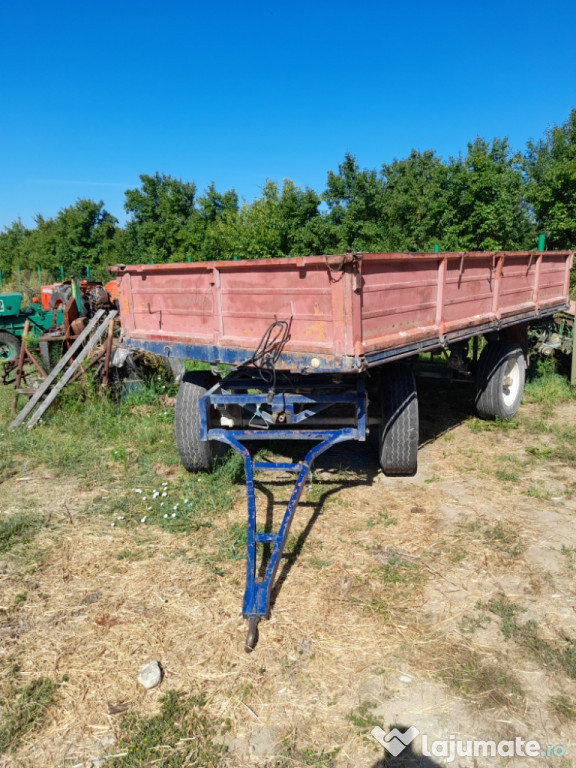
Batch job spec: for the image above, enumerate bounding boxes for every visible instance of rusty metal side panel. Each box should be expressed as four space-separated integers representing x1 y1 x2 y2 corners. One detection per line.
115 258 355 361
217 260 347 355
360 251 573 354
114 251 572 367
118 264 216 341
534 252 573 307
360 254 439 349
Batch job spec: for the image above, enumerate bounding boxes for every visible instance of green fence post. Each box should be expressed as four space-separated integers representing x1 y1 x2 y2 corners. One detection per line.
17 267 21 290
86 265 91 280
434 245 440 253
537 233 546 251
60 265 65 282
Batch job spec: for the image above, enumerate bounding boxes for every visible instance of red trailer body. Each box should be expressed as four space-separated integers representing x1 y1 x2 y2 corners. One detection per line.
112 251 573 371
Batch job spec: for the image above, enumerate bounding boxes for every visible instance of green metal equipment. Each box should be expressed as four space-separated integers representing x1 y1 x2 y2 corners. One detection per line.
0 292 63 362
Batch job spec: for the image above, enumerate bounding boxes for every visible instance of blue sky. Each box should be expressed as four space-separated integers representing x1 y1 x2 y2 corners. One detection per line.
1 0 575 231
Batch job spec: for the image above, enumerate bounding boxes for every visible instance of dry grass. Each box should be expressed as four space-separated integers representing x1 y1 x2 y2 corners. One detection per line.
1 379 576 766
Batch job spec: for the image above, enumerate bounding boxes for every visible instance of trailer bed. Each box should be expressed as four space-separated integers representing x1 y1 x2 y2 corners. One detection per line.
112 250 573 372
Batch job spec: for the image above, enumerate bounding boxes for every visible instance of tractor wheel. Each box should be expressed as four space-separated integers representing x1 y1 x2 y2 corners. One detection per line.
49 284 73 310
475 340 526 420
0 332 21 363
378 365 419 476
49 285 89 317
175 370 225 472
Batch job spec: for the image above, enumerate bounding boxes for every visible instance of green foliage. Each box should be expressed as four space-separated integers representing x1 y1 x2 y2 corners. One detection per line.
441 138 533 250
122 172 197 263
0 514 39 553
484 594 576 677
0 677 59 754
525 109 576 249
381 149 450 250
109 690 226 767
0 110 574 279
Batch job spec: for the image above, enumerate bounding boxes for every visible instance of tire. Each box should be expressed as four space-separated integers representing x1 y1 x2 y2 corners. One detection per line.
379 365 419 476
0 331 21 363
475 340 526 420
175 370 224 472
49 285 89 317
49 284 73 310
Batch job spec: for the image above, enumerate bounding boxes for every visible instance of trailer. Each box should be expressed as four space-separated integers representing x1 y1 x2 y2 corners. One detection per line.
111 249 574 649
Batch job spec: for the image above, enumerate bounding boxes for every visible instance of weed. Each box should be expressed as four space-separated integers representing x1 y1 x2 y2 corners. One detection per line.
482 521 525 557
457 520 525 558
439 646 523 709
468 416 519 433
216 521 247 562
495 468 520 483
484 594 576 677
561 545 576 575
483 595 526 639
366 509 397 528
525 371 576 407
108 690 225 768
550 694 576 720
0 514 39 554
0 677 59 753
115 549 147 562
527 444 553 459
375 555 423 586
460 612 492 635
348 700 380 732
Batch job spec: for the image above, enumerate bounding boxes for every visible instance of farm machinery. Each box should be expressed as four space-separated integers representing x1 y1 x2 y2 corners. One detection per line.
0 292 63 363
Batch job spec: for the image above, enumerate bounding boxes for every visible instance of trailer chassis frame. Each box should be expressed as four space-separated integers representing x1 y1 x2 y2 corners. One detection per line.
199 369 367 651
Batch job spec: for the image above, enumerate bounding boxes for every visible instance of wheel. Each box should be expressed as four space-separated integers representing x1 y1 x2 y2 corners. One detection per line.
49 284 73 310
378 365 419 476
475 340 526 420
175 370 225 472
49 285 89 317
0 332 21 363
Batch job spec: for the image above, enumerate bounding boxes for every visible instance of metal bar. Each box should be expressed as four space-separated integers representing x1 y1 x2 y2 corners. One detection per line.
25 311 117 427
10 310 106 427
571 310 576 387
253 462 301 471
234 431 356 623
11 320 29 413
101 315 116 390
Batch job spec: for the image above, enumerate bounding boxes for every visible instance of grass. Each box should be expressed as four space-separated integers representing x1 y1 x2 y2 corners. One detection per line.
456 519 525 558
524 368 576 408
108 690 226 768
0 513 40 554
374 555 423 586
0 676 59 754
482 594 576 678
550 694 576 721
438 645 524 709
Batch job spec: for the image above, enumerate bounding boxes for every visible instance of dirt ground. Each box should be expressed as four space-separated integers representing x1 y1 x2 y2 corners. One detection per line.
1 378 576 767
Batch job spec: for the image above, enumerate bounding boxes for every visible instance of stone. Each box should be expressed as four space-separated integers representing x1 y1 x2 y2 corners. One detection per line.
138 661 163 689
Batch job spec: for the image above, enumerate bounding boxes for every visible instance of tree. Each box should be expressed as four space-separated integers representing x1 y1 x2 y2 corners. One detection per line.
232 179 322 259
525 110 576 249
322 153 387 252
0 219 31 275
440 138 533 251
123 173 197 263
380 150 450 251
181 182 240 261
